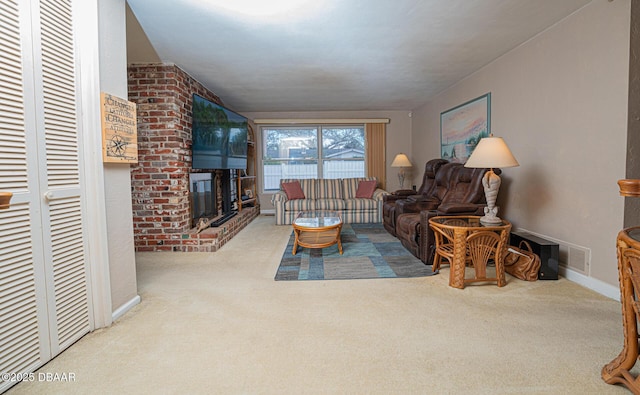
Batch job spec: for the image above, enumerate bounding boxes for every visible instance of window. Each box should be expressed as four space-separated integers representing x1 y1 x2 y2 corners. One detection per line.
262 125 365 191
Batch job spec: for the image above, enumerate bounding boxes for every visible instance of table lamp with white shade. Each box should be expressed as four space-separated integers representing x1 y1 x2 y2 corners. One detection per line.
391 153 413 189
464 135 519 224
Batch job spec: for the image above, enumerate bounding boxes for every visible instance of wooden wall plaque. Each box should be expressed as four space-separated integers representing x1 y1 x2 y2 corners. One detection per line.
101 92 138 163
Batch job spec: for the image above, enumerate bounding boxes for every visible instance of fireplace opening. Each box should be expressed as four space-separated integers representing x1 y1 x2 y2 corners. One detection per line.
217 169 238 226
189 170 238 228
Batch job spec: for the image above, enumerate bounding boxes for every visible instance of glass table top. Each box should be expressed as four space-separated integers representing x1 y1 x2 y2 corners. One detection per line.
430 216 510 228
293 211 342 228
627 227 640 242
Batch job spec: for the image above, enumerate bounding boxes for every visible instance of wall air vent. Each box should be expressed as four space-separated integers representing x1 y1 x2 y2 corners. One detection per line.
517 228 591 276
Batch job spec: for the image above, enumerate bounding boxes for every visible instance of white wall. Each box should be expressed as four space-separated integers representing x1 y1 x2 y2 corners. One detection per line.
98 0 139 314
242 110 413 210
125 3 161 63
411 0 630 287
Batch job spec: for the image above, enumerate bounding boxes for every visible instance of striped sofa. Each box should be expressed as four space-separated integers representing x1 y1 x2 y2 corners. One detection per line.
271 177 389 225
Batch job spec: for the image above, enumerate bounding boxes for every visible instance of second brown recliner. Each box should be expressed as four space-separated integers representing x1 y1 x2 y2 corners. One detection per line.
382 158 448 236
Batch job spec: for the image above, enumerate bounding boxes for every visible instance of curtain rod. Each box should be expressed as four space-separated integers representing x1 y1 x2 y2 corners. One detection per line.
252 118 390 124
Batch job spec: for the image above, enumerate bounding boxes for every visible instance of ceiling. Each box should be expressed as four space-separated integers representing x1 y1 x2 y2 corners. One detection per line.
126 0 592 113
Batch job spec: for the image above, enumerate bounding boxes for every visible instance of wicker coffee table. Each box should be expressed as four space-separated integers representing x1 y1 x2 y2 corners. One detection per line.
292 211 343 255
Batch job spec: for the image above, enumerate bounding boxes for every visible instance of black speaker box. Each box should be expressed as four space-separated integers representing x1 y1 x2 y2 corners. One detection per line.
510 231 559 280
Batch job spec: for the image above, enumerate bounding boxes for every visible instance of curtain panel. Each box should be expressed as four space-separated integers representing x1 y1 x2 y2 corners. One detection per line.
365 123 386 190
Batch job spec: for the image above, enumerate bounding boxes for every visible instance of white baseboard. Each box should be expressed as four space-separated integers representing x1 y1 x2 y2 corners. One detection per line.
112 295 141 322
560 267 620 301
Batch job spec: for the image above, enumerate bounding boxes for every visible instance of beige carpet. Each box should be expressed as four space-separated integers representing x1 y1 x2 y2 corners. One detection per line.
7 215 630 394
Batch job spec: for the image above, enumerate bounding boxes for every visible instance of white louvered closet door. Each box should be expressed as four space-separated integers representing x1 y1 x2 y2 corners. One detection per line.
0 0 90 391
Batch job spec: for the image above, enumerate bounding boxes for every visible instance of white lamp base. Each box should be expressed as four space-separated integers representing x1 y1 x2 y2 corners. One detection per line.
480 208 502 224
480 170 503 224
397 169 406 189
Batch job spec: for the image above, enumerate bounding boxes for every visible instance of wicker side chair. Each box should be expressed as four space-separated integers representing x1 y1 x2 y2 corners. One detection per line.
430 218 470 272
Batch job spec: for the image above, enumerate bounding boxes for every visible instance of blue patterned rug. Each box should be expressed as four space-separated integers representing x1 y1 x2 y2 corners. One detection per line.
274 223 436 281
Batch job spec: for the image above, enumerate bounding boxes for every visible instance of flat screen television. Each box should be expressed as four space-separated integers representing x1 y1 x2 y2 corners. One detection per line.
191 94 248 170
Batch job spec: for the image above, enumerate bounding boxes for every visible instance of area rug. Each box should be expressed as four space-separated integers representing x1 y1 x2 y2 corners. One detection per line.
274 223 436 281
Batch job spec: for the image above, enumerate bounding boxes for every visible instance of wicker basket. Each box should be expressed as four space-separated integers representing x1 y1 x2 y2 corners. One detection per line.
504 240 541 281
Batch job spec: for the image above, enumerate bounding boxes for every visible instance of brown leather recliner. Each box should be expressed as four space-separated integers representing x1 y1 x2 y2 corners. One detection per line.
394 162 492 264
394 159 457 217
382 158 448 236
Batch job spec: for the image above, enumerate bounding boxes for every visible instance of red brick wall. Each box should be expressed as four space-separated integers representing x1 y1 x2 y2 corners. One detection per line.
128 63 258 252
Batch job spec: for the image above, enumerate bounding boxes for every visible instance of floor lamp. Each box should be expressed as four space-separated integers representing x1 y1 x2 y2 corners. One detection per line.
464 135 519 224
391 153 412 190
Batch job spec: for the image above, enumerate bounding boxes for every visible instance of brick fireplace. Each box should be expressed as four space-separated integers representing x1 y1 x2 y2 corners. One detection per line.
128 63 259 252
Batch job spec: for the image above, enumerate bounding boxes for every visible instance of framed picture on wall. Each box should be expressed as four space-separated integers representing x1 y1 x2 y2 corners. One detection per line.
440 93 491 163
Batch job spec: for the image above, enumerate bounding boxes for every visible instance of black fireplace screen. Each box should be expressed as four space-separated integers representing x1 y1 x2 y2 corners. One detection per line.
190 173 216 226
